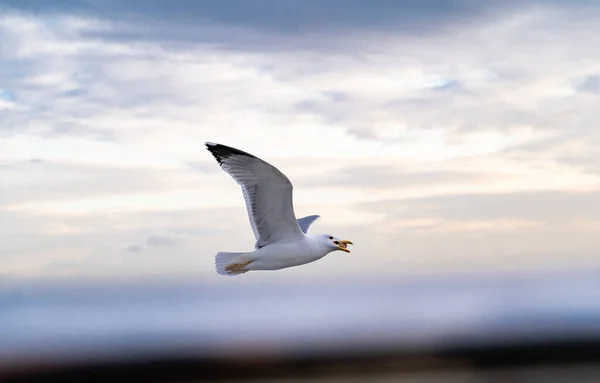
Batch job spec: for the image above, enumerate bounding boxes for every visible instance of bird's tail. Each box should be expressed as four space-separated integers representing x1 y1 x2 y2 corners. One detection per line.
215 252 253 276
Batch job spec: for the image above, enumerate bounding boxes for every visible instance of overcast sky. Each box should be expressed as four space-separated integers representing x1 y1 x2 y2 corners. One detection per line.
1 0 600 284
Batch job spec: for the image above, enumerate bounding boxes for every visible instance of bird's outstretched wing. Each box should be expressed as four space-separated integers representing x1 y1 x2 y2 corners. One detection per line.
297 215 320 234
205 142 304 248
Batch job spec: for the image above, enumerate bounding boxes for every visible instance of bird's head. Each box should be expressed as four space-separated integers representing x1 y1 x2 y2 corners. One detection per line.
320 234 353 253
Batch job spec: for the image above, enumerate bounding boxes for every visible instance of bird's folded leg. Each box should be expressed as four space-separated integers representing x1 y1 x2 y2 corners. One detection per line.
225 260 253 275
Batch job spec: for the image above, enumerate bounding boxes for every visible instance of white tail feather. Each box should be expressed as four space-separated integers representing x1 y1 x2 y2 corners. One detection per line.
215 252 252 276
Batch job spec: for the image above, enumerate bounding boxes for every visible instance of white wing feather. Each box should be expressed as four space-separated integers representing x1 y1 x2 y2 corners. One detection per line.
297 215 320 234
206 142 305 248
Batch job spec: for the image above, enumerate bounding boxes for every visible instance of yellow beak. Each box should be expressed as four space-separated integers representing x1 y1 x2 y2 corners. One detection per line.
337 239 353 253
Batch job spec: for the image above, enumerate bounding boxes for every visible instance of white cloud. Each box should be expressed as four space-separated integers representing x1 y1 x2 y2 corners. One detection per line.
1 3 600 280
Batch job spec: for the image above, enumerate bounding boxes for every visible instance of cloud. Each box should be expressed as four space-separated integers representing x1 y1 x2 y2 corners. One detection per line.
43 122 116 142
560 153 600 176
360 190 600 223
1 1 600 281
0 205 254 280
0 0 516 37
0 160 202 207
186 161 221 174
303 165 484 189
335 190 600 275
126 245 142 253
146 235 176 247
575 75 600 94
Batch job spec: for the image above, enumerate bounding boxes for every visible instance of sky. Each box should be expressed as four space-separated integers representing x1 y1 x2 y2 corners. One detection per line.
1 0 600 284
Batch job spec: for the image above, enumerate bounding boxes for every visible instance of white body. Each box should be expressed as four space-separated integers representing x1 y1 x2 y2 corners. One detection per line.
243 236 331 271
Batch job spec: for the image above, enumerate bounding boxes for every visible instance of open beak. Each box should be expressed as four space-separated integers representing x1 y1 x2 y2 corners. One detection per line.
337 239 353 253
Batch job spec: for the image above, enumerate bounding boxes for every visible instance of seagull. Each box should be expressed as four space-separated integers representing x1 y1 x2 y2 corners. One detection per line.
205 142 353 276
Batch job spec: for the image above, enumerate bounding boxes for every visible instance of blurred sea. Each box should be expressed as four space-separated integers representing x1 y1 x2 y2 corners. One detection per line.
2 267 600 367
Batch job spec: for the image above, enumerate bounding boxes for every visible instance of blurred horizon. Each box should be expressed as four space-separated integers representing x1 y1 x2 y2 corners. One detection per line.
1 254 597 288
3 265 600 361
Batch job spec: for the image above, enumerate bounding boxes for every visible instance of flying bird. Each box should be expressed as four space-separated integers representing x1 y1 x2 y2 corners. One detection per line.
205 142 353 276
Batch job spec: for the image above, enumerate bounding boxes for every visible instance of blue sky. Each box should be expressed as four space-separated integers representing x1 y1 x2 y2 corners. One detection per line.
1 0 600 283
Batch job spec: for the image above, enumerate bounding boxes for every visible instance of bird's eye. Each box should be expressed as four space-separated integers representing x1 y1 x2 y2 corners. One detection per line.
328 236 333 240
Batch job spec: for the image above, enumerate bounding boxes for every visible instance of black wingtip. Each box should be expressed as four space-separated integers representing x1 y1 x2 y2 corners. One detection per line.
205 142 257 165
